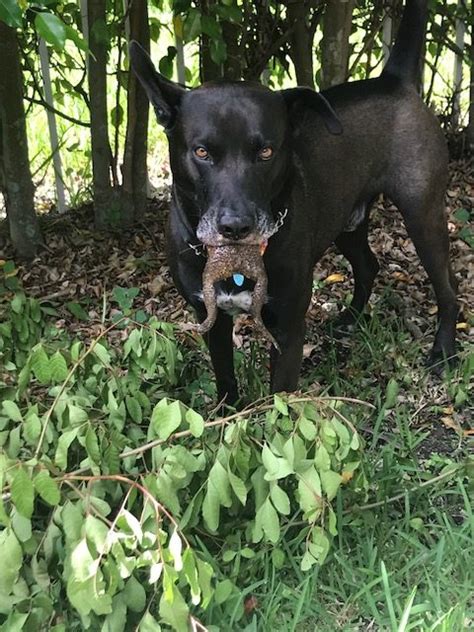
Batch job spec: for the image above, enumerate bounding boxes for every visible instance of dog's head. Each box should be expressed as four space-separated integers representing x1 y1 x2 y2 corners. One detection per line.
130 42 342 246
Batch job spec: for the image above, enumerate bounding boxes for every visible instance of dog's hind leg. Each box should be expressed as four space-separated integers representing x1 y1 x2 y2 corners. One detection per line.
334 212 379 328
397 196 458 370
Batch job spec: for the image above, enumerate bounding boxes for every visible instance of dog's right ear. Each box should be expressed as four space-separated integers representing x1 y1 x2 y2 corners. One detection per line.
129 41 185 129
281 87 343 135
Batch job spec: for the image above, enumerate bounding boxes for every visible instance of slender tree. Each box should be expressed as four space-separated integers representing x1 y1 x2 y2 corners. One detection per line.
87 0 121 229
287 0 319 89
320 0 356 89
121 0 150 222
468 0 474 151
0 21 42 259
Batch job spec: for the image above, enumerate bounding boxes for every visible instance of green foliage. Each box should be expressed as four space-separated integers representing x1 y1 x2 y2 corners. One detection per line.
0 282 367 629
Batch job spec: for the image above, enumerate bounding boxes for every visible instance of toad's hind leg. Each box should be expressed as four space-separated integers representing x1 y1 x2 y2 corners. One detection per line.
250 277 281 352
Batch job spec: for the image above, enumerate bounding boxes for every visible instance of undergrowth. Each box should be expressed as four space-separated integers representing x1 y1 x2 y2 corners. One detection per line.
0 260 472 631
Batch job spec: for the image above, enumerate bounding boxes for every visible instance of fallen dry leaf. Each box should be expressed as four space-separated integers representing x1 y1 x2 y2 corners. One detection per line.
325 273 346 284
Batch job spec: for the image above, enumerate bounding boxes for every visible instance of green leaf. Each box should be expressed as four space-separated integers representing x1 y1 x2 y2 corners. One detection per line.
66 301 89 320
270 483 290 515
0 0 23 28
202 478 220 532
298 416 317 441
214 579 233 605
169 529 183 572
262 444 293 481
152 400 182 440
273 394 288 415
55 427 79 469
85 427 101 464
102 597 127 632
35 13 67 49
11 510 32 543
297 466 322 517
32 555 51 590
11 466 34 518
308 526 330 565
50 351 68 383
2 400 22 422
23 411 41 444
68 403 88 426
70 538 95 582
31 345 51 384
159 585 189 632
83 515 108 556
182 548 200 605
272 548 285 569
71 341 83 362
93 342 111 366
385 378 399 408
320 470 343 501
0 529 22 595
185 408 204 437
258 497 280 544
138 612 162 631
227 468 247 505
314 443 331 472
123 575 147 613
126 395 142 423
183 8 201 41
209 460 232 507
34 470 61 506
331 418 350 445
64 24 88 52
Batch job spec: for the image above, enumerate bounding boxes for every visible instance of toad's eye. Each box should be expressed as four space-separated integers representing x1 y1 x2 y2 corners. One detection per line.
194 146 209 160
258 146 273 161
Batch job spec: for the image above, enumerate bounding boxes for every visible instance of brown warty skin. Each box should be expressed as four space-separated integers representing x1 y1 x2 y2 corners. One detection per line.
184 245 280 352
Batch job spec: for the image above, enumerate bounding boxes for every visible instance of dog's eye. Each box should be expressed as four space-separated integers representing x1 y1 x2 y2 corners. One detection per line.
258 146 273 161
194 146 209 160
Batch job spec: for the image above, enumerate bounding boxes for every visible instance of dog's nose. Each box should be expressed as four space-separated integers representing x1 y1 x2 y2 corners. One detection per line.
217 214 254 241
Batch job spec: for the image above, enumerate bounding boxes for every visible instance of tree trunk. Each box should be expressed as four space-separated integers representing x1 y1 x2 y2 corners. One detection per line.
121 0 150 223
468 0 474 152
287 0 314 88
87 0 122 229
0 22 42 259
320 0 356 89
451 0 465 128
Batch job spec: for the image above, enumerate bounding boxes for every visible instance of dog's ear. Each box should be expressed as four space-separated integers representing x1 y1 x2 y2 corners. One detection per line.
281 88 343 135
129 41 185 129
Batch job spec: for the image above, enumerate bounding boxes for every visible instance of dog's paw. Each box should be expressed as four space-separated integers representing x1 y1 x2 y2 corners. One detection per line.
328 309 369 337
426 349 458 377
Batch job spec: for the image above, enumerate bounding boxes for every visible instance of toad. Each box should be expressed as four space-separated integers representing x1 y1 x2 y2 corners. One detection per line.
184 244 280 351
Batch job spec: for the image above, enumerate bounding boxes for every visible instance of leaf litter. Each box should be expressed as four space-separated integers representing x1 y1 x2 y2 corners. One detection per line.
1 158 472 447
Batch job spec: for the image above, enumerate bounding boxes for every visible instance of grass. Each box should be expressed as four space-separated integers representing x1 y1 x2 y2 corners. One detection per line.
224 298 473 631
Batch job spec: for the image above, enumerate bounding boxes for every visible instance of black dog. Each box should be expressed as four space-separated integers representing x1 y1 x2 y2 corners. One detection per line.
131 0 457 405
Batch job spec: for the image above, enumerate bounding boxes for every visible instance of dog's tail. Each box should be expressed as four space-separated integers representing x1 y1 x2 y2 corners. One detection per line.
381 0 428 86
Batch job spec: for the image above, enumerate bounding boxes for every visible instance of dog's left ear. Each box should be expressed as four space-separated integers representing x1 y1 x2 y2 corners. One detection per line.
129 40 186 129
281 88 343 135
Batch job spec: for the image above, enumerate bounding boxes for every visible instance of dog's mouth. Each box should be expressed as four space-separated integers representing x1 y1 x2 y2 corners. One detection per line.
195 208 287 248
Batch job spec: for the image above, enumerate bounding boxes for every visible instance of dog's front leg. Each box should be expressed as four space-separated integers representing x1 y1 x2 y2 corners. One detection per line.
195 306 239 406
269 319 306 393
265 284 312 393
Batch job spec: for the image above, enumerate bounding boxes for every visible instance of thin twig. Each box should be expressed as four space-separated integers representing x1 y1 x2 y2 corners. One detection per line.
344 465 463 514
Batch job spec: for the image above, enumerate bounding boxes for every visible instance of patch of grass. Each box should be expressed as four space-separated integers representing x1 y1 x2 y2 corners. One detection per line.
232 294 473 631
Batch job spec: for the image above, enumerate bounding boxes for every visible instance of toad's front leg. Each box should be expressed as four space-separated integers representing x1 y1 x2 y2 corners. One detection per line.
183 276 218 334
